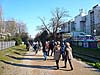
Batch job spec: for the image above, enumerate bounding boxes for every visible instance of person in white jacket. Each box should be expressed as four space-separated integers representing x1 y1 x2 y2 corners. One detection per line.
63 42 73 70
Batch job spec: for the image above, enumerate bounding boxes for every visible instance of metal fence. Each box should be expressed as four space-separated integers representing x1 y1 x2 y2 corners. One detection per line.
0 41 15 50
71 40 100 48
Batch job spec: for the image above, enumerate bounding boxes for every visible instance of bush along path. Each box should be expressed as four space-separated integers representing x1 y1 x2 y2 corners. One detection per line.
0 45 100 75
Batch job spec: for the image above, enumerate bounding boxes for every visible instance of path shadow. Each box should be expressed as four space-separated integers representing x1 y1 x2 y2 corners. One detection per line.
14 51 35 56
22 55 35 56
6 55 44 60
59 68 73 71
23 54 43 57
12 47 26 51
84 66 94 68
47 59 54 61
84 66 100 72
92 69 100 72
0 60 56 70
14 52 22 55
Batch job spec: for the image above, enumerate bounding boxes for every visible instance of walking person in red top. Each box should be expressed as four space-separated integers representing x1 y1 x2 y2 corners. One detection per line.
63 42 73 70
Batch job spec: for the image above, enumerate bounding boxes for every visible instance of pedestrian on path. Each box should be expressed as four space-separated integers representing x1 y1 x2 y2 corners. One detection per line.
63 42 73 70
33 42 38 54
45 41 50 56
42 41 48 61
54 41 61 70
26 41 30 51
61 40 66 61
49 40 55 56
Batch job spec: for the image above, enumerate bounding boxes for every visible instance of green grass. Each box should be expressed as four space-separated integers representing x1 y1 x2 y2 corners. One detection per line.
0 45 27 75
0 45 27 62
72 46 100 69
73 55 100 69
87 62 100 69
72 46 100 58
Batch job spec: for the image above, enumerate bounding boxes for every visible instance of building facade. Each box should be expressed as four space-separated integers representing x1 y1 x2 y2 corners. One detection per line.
60 4 100 36
60 20 75 33
88 4 100 35
74 10 87 32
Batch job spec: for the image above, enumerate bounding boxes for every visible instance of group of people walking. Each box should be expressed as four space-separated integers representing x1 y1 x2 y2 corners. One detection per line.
53 41 73 70
25 40 73 70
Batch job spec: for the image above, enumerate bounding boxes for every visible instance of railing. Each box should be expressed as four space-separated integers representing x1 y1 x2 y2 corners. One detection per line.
71 40 99 48
0 41 15 50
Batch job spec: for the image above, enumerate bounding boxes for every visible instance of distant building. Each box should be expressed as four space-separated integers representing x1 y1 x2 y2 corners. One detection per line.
60 20 75 33
88 4 100 35
60 22 68 32
85 12 91 35
60 4 100 36
74 9 87 32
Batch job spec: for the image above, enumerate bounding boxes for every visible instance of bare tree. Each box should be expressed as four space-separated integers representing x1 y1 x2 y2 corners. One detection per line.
38 17 51 33
5 19 18 36
37 8 69 40
17 22 27 33
17 22 28 42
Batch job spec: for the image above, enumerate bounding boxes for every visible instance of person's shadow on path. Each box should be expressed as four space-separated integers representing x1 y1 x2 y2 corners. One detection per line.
6 55 44 61
0 59 57 70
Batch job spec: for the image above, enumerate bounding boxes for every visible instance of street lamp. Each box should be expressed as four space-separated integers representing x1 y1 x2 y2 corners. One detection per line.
93 29 96 36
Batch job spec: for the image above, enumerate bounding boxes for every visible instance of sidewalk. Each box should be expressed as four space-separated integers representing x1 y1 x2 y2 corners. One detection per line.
22 50 100 75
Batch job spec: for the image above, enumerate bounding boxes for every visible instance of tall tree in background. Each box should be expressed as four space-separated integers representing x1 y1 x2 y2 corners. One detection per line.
38 8 69 40
5 19 18 36
50 8 69 40
0 5 28 42
34 30 48 42
17 22 27 34
16 22 28 43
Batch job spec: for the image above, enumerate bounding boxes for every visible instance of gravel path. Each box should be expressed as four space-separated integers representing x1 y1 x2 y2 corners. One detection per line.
1 50 100 75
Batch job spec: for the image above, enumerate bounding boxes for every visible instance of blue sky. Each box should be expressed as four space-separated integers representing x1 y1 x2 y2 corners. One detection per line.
0 0 100 38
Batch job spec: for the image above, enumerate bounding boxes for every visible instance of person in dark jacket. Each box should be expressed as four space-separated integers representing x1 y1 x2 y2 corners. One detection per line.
48 40 55 56
26 41 30 51
42 41 47 61
61 41 66 61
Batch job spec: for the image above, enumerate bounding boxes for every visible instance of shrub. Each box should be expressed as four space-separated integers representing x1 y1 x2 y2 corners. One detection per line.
13 37 22 45
95 62 100 69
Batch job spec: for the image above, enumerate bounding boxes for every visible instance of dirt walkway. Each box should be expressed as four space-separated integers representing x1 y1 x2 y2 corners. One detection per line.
1 50 100 75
